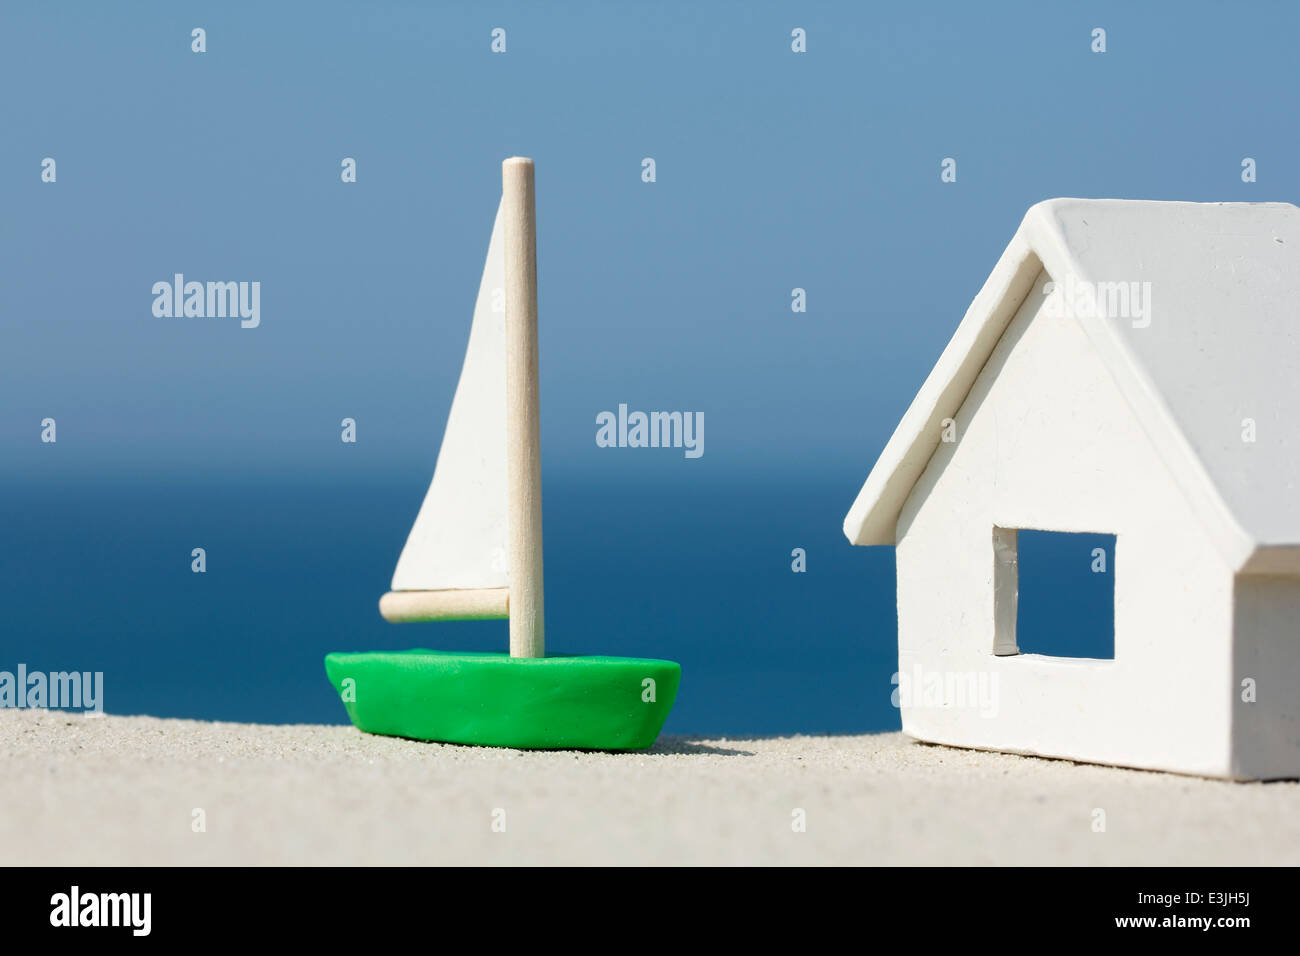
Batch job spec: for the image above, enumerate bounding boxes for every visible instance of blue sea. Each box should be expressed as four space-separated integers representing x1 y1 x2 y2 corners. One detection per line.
1 465 1114 736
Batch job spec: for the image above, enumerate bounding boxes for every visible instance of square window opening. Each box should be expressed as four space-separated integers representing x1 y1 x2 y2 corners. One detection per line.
993 528 1115 660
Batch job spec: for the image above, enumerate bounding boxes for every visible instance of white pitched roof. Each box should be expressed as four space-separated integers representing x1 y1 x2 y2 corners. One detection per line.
844 199 1300 575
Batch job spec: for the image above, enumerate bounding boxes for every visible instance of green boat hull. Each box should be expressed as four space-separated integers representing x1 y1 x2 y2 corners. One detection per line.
324 649 681 750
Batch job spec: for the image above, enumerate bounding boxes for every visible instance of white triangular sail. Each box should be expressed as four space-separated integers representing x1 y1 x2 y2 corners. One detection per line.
390 201 508 595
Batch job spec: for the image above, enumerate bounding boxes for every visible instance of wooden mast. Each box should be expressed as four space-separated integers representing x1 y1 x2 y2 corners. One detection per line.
502 157 545 658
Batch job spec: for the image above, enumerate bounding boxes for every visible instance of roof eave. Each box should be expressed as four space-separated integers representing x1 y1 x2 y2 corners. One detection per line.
843 202 1067 546
1239 545 1300 576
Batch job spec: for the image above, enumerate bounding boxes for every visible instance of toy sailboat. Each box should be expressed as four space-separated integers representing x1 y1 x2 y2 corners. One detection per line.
325 158 680 749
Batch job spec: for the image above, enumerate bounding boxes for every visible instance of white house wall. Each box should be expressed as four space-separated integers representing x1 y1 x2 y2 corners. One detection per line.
1231 575 1300 778
894 270 1238 777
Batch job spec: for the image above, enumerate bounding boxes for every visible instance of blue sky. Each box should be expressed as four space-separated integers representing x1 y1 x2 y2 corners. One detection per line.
4 1 1295 486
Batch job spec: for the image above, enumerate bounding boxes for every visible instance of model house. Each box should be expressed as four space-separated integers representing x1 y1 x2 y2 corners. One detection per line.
844 199 1300 779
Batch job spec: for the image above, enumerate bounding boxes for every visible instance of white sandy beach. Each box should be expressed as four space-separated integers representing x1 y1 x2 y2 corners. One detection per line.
2 709 1296 866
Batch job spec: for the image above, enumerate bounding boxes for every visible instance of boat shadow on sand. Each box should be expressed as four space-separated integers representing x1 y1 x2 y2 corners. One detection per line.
359 732 754 757
647 736 755 757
